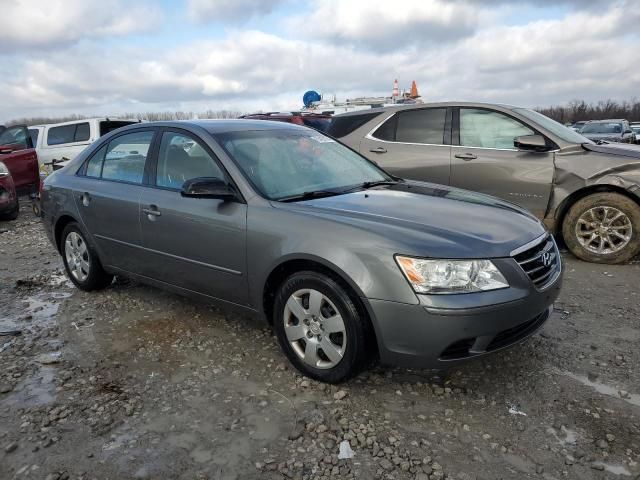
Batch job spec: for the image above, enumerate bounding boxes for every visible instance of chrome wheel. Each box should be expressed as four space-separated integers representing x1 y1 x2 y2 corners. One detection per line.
64 231 90 282
283 288 347 370
575 206 633 255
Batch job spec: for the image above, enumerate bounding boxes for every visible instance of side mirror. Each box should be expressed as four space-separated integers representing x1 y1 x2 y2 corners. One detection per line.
181 177 236 200
514 134 550 152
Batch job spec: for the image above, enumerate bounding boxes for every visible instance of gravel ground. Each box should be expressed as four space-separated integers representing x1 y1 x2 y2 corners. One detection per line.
1 201 639 480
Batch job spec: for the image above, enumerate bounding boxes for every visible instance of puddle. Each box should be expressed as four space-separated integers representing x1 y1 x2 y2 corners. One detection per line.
0 291 71 332
1 366 57 408
592 463 633 476
555 370 640 408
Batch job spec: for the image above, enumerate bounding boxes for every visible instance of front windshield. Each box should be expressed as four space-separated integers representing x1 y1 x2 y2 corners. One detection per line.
215 129 391 201
581 122 622 134
513 108 591 144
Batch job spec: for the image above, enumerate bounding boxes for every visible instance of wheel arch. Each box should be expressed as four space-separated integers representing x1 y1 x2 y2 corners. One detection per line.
554 185 640 241
54 214 79 253
261 255 380 359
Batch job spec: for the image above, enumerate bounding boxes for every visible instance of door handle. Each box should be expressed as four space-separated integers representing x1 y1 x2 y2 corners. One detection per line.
454 153 477 160
80 192 91 207
369 147 387 154
142 205 161 219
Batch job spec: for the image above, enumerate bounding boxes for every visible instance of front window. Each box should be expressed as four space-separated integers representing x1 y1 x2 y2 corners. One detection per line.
581 122 623 134
513 108 591 144
215 129 391 201
0 127 29 148
460 109 534 150
156 132 224 189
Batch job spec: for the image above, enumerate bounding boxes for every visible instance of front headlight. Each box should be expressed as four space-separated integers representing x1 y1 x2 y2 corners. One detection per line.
395 256 509 294
0 161 9 177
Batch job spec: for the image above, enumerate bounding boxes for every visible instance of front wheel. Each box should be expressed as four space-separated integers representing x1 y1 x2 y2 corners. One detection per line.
562 192 640 264
273 271 372 383
61 222 114 291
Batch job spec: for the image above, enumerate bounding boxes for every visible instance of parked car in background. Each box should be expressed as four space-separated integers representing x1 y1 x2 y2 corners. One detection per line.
0 160 19 220
631 122 640 144
41 120 561 382
579 119 636 144
0 125 39 196
239 112 332 132
329 102 640 264
30 117 140 171
569 121 587 132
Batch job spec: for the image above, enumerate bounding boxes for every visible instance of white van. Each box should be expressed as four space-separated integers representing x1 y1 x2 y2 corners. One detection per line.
29 118 140 170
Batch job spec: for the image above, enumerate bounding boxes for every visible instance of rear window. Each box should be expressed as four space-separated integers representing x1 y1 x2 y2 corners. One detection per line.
327 112 381 138
99 120 138 137
301 117 331 132
47 122 90 146
395 108 446 144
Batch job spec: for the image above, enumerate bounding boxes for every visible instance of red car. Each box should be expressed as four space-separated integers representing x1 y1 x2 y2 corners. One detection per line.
0 160 18 220
0 125 40 220
239 112 332 132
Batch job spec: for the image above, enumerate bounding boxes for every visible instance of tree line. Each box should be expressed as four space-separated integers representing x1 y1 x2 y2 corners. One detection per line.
6 109 243 127
536 99 640 124
7 99 640 127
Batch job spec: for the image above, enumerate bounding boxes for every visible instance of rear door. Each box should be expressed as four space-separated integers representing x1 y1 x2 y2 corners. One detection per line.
449 107 554 218
358 107 452 185
73 128 158 270
138 128 248 304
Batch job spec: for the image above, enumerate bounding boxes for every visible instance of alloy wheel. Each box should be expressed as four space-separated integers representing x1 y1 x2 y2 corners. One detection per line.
64 231 90 282
283 288 347 369
575 206 633 255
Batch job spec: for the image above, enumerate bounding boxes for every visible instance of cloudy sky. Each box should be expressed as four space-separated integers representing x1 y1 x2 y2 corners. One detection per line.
0 0 638 123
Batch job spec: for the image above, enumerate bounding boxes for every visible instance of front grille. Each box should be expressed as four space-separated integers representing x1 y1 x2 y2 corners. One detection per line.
486 310 548 351
513 235 560 290
438 309 550 361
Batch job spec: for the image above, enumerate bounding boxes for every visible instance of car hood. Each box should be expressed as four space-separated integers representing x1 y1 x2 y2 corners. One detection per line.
582 133 623 141
277 182 546 258
582 142 640 159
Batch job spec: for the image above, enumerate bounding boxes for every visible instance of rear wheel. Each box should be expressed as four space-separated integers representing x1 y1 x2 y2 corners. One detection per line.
273 271 371 383
61 222 114 291
562 192 640 264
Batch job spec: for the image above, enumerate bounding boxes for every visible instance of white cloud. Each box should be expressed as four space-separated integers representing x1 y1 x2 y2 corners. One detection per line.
186 0 286 24
0 0 163 51
288 0 487 51
0 1 638 122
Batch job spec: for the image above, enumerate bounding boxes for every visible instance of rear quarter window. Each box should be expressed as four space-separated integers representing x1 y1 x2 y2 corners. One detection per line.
47 122 91 146
327 112 381 138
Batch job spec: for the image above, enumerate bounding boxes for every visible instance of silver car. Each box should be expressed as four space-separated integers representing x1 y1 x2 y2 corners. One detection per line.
41 120 560 382
329 103 640 264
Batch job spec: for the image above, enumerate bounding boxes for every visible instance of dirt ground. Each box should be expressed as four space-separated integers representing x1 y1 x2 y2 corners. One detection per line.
1 201 639 480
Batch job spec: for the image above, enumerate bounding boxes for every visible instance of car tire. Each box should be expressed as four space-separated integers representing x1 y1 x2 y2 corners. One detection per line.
61 222 114 291
562 192 640 264
273 271 371 383
0 201 19 221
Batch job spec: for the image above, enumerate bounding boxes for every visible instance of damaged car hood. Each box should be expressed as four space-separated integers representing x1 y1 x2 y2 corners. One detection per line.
582 142 640 160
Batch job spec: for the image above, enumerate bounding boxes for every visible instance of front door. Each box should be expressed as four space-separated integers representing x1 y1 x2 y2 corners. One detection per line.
138 129 248 305
449 108 554 218
358 107 451 186
73 129 157 271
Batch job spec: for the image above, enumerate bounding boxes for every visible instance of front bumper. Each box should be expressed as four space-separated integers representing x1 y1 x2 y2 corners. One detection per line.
366 243 562 368
0 185 17 214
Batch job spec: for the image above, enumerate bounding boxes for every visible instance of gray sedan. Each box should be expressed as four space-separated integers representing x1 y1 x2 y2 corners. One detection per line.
41 120 561 382
329 103 640 264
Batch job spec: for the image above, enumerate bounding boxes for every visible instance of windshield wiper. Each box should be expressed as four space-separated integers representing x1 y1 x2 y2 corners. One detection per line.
343 179 403 193
277 190 344 202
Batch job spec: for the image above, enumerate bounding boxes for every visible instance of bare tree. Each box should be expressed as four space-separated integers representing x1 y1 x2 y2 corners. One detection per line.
537 98 640 123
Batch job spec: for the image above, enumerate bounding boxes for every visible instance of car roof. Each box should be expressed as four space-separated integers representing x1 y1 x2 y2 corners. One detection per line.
332 101 520 117
585 119 626 123
115 119 310 134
